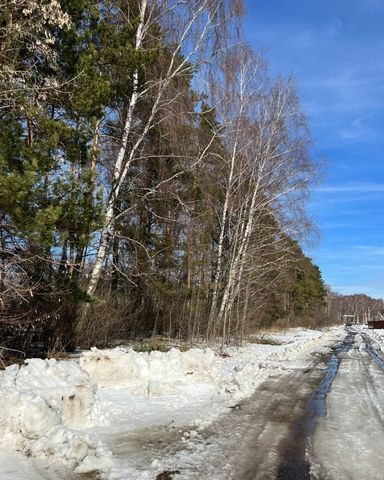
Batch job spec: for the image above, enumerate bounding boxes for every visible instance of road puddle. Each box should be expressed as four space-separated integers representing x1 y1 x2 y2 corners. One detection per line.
276 333 355 480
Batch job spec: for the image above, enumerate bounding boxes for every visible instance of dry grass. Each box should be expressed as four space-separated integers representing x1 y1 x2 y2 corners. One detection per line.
132 336 192 353
247 335 283 346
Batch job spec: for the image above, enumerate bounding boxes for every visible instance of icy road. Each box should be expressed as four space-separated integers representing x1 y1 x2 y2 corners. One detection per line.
1 327 384 479
157 328 384 480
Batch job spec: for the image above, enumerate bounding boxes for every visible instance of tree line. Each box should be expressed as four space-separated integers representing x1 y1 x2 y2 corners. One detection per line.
0 0 330 354
326 291 384 324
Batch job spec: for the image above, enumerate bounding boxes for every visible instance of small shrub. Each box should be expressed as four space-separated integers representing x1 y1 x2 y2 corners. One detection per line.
132 338 172 353
248 335 282 346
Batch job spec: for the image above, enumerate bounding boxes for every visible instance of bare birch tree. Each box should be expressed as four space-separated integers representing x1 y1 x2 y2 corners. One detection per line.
85 0 244 304
206 44 316 341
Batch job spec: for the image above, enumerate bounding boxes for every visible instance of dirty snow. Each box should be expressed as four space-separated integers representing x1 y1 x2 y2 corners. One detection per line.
0 326 345 479
312 326 384 480
0 358 111 478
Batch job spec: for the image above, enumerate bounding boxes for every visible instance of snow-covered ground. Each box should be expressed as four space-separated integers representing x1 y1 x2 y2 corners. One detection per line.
0 326 345 479
312 326 384 480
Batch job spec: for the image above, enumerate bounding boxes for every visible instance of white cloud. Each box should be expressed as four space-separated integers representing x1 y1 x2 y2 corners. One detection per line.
352 246 384 256
315 183 384 193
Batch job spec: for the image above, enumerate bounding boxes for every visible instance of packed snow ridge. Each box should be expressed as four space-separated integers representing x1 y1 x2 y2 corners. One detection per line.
0 358 111 477
0 327 344 478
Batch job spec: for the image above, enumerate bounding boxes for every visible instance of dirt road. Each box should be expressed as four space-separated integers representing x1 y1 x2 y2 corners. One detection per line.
161 329 384 480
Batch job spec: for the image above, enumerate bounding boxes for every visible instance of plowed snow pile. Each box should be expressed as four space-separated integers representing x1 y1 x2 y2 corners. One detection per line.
0 358 111 478
0 326 345 479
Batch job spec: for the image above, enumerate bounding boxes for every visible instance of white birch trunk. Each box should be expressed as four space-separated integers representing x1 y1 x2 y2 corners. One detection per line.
86 0 148 297
87 0 219 298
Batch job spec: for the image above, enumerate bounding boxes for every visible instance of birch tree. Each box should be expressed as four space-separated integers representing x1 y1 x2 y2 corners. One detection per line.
206 44 316 341
0 0 328 350
85 0 244 297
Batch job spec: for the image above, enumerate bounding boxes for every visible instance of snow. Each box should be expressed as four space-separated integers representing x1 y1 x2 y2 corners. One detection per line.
0 326 345 479
0 358 111 478
312 326 384 480
80 346 218 395
362 326 384 353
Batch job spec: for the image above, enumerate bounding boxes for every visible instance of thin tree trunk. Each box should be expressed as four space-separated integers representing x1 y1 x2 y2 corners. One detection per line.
27 116 33 147
207 126 240 338
86 0 148 298
91 119 100 172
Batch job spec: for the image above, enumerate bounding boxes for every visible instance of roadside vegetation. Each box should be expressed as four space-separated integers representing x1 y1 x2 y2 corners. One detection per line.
0 0 359 357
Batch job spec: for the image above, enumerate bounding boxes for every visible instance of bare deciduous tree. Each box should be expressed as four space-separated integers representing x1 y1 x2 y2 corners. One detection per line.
85 0 244 296
206 44 316 342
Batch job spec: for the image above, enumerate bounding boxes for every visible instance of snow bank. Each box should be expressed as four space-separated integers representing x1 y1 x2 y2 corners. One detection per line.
81 347 219 396
0 359 111 478
362 327 384 353
81 327 343 401
4 358 98 428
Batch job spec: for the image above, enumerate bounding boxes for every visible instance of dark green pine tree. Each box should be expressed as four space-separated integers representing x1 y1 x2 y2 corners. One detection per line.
0 0 155 348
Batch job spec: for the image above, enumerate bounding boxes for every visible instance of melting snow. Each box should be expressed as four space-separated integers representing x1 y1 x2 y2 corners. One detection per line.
0 326 345 479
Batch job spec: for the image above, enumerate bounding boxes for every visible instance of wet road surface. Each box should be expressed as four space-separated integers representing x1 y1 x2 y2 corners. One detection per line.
151 328 384 480
312 330 384 480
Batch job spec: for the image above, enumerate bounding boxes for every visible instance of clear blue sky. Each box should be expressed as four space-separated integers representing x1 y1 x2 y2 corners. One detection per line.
244 0 384 299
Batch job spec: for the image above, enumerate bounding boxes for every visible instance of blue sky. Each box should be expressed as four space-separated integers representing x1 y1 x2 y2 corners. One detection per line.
244 0 384 299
